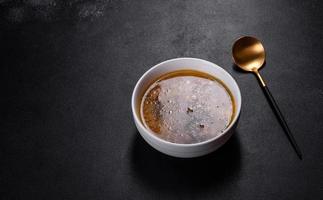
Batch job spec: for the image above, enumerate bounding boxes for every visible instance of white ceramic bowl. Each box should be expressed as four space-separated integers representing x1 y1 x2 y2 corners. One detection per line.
131 58 241 158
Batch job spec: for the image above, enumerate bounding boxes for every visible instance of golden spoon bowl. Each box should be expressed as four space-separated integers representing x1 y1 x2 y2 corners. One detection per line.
232 36 266 86
232 36 266 72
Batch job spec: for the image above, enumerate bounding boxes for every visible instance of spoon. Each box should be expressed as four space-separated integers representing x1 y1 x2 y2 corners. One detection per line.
232 36 302 159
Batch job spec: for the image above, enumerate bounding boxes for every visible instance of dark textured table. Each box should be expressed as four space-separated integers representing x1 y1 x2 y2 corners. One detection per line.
1 0 323 199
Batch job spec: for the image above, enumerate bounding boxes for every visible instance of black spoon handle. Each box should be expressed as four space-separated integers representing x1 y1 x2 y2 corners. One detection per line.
261 85 303 159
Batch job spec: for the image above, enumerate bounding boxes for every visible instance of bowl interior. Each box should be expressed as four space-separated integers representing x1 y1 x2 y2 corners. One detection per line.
132 58 241 145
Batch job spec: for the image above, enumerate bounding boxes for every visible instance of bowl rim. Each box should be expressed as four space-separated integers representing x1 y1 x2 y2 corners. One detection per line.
131 57 242 147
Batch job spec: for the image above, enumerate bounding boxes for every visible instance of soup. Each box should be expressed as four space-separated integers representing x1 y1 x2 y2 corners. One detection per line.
140 70 234 144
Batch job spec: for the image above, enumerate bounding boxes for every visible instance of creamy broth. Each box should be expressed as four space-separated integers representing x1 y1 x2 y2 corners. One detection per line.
140 70 234 144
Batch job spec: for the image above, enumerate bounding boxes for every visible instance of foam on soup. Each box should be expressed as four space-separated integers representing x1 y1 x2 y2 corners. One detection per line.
140 70 234 144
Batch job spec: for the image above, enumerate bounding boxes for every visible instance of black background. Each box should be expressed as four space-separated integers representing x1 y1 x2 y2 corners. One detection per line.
1 0 323 199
